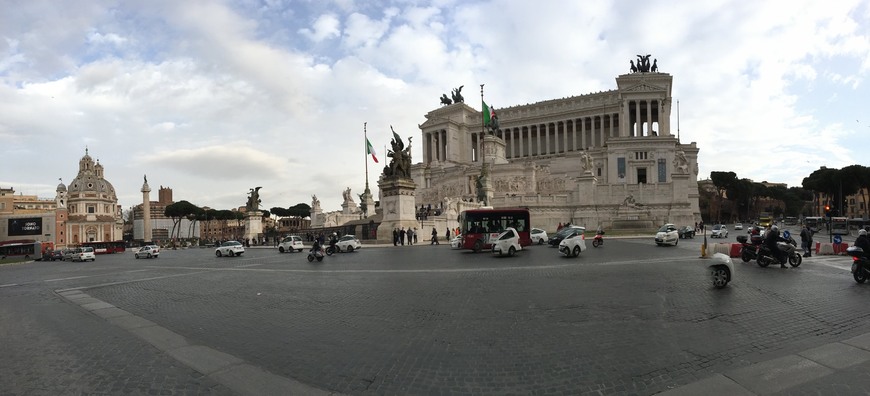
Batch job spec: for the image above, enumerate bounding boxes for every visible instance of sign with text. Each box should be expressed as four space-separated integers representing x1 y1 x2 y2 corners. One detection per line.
8 218 42 236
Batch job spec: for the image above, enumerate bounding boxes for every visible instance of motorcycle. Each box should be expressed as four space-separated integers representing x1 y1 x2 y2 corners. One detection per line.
307 247 324 262
325 237 339 256
847 246 870 283
591 231 604 248
756 235 802 268
736 234 762 262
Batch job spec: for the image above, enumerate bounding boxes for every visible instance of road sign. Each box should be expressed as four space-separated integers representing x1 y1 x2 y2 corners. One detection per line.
833 235 842 244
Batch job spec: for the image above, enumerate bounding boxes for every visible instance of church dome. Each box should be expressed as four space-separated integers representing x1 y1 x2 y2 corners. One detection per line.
56 181 67 192
68 150 117 198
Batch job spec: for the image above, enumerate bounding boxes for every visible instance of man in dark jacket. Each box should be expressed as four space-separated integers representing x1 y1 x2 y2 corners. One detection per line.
856 229 870 259
766 225 786 268
800 224 813 257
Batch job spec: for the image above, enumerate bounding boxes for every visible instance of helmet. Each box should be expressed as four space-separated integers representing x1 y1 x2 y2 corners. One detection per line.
860 229 867 237
332 232 337 236
770 225 778 231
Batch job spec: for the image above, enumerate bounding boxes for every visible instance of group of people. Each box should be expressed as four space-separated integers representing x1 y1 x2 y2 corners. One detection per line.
392 227 418 246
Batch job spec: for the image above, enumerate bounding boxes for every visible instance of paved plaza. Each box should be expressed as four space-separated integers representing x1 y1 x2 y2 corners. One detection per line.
4 236 870 395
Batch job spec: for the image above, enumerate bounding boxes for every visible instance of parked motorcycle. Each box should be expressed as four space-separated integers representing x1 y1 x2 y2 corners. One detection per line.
736 234 762 262
591 231 604 248
307 248 324 262
847 246 870 283
756 235 802 268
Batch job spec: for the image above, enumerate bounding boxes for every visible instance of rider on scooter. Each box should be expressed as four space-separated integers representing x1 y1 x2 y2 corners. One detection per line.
328 232 338 252
765 225 786 268
311 238 322 254
855 229 870 259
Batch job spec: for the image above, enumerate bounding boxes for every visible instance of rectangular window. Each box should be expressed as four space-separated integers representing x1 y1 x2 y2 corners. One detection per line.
634 151 648 160
658 158 667 182
88 206 95 214
617 157 626 179
637 168 647 184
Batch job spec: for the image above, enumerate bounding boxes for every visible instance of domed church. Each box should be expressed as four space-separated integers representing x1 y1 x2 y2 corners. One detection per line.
55 149 124 245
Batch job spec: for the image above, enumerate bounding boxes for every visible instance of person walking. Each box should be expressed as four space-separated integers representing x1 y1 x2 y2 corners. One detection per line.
431 227 439 245
399 227 406 246
393 228 399 246
413 227 418 244
800 224 813 257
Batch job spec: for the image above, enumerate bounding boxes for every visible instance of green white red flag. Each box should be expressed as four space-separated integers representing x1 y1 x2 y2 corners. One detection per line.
366 138 379 163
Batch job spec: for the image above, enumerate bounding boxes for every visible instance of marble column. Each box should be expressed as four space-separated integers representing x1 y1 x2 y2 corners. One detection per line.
646 100 653 136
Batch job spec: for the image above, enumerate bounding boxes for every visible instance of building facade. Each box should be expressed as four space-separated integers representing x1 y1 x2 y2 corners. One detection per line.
410 67 700 231
132 186 202 243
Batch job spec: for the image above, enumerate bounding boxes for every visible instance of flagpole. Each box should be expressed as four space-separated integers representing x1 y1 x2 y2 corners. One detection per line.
364 122 369 191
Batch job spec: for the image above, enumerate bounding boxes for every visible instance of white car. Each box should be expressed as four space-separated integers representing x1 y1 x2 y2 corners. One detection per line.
734 223 743 230
530 228 548 245
491 227 522 256
134 245 160 259
336 235 362 252
558 227 587 257
450 236 462 249
655 224 679 246
215 240 245 257
278 236 304 253
711 224 729 238
72 246 96 262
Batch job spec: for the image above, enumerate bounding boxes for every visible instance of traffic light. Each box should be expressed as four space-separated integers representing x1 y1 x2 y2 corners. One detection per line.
825 205 831 216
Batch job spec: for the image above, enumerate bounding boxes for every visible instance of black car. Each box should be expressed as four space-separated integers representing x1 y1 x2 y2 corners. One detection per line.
678 226 695 239
49 249 64 261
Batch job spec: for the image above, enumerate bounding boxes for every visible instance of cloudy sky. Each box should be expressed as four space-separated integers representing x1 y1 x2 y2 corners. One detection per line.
2 0 869 213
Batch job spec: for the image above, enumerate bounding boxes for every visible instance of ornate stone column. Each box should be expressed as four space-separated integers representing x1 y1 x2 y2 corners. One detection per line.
141 176 152 244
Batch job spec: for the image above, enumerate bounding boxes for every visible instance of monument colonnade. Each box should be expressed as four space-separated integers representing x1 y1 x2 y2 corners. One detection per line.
422 98 668 165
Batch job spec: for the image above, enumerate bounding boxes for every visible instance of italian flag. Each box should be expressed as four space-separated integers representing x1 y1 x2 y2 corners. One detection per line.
366 138 379 163
482 100 495 126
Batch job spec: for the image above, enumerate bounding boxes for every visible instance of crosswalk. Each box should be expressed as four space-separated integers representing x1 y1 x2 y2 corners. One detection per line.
803 254 855 272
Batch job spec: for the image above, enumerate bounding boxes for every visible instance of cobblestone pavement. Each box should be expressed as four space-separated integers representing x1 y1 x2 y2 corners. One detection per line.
5 242 870 395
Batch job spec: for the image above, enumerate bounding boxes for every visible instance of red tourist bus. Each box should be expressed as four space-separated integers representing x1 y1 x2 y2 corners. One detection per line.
459 208 532 252
0 239 54 260
80 241 126 254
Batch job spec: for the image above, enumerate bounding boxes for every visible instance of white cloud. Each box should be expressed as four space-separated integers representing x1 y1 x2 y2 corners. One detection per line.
299 13 341 42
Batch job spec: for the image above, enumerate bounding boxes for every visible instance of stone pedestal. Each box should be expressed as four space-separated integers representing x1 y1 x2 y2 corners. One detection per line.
483 135 509 165
244 212 262 242
341 201 359 215
310 207 324 228
360 187 376 218
376 177 418 243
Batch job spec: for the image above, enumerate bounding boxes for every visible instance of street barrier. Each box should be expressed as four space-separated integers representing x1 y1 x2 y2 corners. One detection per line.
711 243 732 257
816 242 850 255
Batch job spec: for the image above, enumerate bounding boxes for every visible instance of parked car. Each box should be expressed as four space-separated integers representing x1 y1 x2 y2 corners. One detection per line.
134 245 160 259
734 223 743 230
678 226 695 239
558 227 587 257
336 235 362 252
547 226 584 247
278 235 304 253
711 224 729 238
530 228 548 245
655 224 679 246
49 249 64 261
492 227 522 257
215 241 245 257
62 248 77 261
67 247 96 262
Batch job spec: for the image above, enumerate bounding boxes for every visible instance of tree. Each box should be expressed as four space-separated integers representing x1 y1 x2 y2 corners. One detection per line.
270 207 290 217
287 203 312 218
710 171 737 222
164 201 200 248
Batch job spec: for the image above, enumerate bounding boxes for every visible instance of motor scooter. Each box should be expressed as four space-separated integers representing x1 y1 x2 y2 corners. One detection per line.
736 234 762 262
756 234 801 268
847 246 870 283
307 247 324 262
591 231 604 248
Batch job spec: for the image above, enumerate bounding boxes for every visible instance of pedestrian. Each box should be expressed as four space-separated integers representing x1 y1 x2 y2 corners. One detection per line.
413 227 418 244
800 224 813 257
407 228 414 245
393 228 399 246
431 227 439 245
400 227 406 246
445 228 450 242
